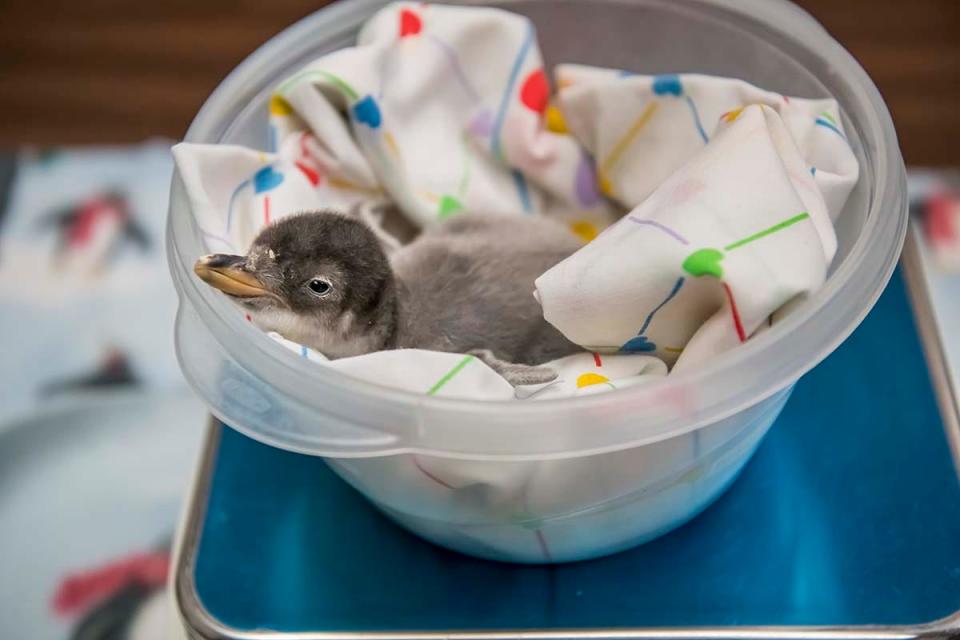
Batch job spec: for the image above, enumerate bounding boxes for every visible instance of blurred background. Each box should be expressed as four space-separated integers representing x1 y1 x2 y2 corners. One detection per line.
0 1 958 639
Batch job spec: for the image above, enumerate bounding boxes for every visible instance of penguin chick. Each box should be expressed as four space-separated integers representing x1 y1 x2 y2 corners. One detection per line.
193 211 585 386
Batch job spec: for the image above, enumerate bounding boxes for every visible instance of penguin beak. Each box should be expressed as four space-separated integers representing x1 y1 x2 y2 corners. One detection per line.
194 254 269 298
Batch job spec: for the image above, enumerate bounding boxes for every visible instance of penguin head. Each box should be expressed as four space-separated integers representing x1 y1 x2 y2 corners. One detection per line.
194 211 396 356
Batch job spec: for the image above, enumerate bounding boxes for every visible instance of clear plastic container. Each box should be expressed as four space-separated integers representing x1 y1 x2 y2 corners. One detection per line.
167 0 907 563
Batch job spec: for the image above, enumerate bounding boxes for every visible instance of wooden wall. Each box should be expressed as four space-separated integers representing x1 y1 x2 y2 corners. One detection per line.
0 0 957 164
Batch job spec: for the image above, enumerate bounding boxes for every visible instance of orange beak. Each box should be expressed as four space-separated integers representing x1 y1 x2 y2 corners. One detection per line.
194 254 269 298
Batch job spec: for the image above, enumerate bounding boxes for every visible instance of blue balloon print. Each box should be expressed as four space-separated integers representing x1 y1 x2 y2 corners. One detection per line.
620 336 657 353
352 95 382 128
652 74 683 97
253 166 284 194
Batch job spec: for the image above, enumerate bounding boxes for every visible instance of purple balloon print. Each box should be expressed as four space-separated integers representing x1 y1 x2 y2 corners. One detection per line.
468 108 495 137
575 151 603 207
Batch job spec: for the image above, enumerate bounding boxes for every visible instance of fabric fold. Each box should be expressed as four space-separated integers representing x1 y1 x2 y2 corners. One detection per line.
555 64 859 220
534 104 835 369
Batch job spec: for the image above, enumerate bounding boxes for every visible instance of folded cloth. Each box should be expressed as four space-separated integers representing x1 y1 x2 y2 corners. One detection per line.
173 1 859 398
267 332 667 400
178 1 616 259
535 103 840 369
555 65 859 218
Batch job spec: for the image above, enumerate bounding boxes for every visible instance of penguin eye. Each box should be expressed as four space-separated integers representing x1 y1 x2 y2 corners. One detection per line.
307 278 332 296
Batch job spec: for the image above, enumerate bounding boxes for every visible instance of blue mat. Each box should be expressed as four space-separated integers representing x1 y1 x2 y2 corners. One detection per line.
193 268 960 632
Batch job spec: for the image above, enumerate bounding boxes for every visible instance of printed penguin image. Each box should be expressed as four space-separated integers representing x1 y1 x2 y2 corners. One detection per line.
38 190 150 276
41 347 140 397
52 542 170 640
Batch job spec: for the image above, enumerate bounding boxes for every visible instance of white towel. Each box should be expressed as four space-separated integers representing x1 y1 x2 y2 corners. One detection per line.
266 331 666 400
535 103 847 370
555 64 858 217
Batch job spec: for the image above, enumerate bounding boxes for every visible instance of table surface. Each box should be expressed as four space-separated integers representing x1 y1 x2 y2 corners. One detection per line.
182 266 960 635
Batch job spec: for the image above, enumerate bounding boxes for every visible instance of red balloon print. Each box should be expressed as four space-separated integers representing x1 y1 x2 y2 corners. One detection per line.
294 161 321 187
399 9 422 37
519 68 549 114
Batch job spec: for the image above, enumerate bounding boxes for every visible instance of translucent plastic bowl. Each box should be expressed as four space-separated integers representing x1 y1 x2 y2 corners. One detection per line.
167 0 907 563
